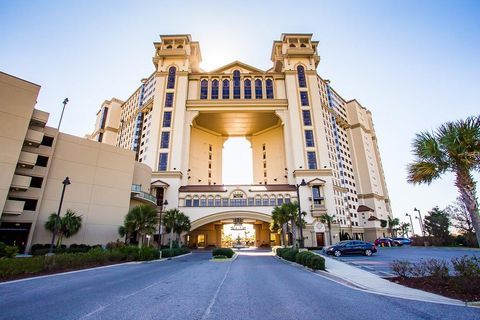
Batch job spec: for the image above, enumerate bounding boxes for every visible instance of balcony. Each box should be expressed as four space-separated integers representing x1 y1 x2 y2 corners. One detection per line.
10 175 32 191
3 200 25 215
310 199 327 217
131 184 157 206
18 151 38 168
30 109 49 128
24 129 44 147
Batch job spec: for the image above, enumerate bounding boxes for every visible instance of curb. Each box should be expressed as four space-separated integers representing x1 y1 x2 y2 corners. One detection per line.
0 251 192 286
210 253 239 262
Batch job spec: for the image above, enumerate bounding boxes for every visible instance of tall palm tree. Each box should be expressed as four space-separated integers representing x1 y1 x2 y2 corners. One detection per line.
407 115 480 246
284 201 300 246
271 204 291 247
387 216 400 237
399 222 410 237
45 209 82 246
173 212 191 245
124 205 157 247
319 213 336 245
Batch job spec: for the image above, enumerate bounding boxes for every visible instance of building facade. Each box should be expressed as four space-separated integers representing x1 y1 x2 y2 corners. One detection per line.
0 72 155 253
89 33 393 247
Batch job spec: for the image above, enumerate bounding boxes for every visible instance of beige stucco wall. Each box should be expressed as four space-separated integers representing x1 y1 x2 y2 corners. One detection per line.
0 72 40 217
32 133 137 246
188 126 223 185
133 162 153 193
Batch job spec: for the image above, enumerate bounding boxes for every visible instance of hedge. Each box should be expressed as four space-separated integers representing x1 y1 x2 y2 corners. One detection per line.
161 247 191 258
212 248 235 258
276 248 325 271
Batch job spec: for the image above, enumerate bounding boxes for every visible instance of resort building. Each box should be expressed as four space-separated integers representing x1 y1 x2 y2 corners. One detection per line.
0 72 154 253
88 33 392 247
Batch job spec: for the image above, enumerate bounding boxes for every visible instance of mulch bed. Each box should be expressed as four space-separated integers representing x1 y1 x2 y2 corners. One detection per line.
390 276 480 302
0 261 127 283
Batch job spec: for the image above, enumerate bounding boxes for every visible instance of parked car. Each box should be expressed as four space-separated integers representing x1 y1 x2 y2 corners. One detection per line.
324 240 377 257
393 237 412 245
374 237 403 247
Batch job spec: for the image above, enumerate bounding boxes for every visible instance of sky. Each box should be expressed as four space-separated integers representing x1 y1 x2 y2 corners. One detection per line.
1 0 479 231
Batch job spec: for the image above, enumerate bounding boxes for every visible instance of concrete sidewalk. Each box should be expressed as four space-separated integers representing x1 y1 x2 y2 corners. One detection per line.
320 254 465 306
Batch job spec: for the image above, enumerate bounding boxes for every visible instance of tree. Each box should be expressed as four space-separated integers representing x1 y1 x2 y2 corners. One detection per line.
407 115 480 247
123 205 158 247
319 213 335 245
45 209 82 246
445 197 477 247
424 206 451 244
387 216 400 237
174 211 191 245
271 204 292 247
399 222 410 237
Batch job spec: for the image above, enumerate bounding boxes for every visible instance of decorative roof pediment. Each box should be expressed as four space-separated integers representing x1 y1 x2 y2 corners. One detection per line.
151 179 170 188
307 178 327 186
209 60 264 74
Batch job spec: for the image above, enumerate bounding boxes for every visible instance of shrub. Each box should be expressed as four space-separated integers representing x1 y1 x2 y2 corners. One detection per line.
138 247 160 261
306 247 323 251
275 248 287 258
391 260 413 278
106 240 125 251
282 248 299 262
424 258 449 280
296 251 316 265
307 256 325 270
213 255 227 259
0 256 45 279
161 247 190 258
3 246 18 258
451 255 480 278
212 248 235 258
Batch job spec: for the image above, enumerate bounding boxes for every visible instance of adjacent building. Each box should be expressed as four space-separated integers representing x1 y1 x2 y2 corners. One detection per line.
89 33 393 247
0 72 155 253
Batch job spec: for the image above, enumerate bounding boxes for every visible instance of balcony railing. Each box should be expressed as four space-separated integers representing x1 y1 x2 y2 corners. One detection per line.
25 129 44 147
183 198 292 208
131 184 156 205
11 175 32 191
18 151 38 168
3 200 25 215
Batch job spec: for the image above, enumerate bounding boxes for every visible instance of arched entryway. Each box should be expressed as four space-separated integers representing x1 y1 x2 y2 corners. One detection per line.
188 211 280 248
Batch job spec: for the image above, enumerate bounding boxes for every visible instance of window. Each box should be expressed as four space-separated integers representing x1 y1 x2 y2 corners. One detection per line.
305 130 314 147
165 93 174 107
300 91 309 106
263 196 269 206
312 186 323 205
277 196 284 205
30 176 43 188
200 197 206 207
200 79 208 99
255 79 262 99
97 132 104 142
158 153 168 171
160 131 170 148
244 79 251 99
297 65 306 87
36 156 48 167
211 79 219 99
41 136 54 147
193 198 199 207
215 196 221 206
266 79 274 99
167 67 176 89
307 151 317 169
269 196 276 206
302 110 312 126
255 196 262 206
222 79 230 99
162 111 172 128
208 196 214 207
233 70 241 99
222 198 229 207
248 197 254 206
185 198 192 207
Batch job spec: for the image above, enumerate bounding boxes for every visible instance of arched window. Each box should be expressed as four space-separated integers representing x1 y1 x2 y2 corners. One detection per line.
211 79 219 99
297 65 306 88
167 67 176 89
255 79 262 99
266 79 274 99
215 195 221 207
185 196 192 207
222 79 230 99
277 195 284 206
207 196 214 207
200 196 206 207
269 195 276 206
255 195 262 206
289 43 296 48
263 195 269 206
200 79 208 99
233 70 241 99
285 195 291 203
244 79 251 99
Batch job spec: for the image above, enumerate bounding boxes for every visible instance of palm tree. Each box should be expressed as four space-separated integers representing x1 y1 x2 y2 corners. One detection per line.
284 201 300 246
173 212 191 245
124 205 157 247
45 209 82 246
399 222 410 237
387 216 400 237
407 115 480 246
319 213 336 245
271 204 291 247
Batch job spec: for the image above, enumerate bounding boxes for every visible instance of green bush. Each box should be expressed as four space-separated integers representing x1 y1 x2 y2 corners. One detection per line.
212 248 235 258
451 255 480 278
306 247 323 251
283 248 299 262
138 247 160 261
296 251 316 265
0 256 45 279
307 256 325 270
161 247 190 258
0 243 19 258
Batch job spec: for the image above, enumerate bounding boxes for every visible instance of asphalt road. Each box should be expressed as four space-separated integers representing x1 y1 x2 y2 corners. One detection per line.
319 246 480 277
0 250 479 320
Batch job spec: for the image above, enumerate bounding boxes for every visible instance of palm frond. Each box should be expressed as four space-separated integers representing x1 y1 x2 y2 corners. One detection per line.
407 161 443 184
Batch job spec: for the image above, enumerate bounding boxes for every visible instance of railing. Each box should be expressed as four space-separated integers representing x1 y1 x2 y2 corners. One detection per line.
183 198 293 208
131 184 142 193
131 184 156 204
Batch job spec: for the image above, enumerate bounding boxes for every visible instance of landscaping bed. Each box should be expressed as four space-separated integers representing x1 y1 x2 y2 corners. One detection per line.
276 247 325 270
211 248 235 260
390 255 480 302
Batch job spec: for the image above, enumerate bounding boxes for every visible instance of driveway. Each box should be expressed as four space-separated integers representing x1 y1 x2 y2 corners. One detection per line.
318 246 480 277
0 250 479 319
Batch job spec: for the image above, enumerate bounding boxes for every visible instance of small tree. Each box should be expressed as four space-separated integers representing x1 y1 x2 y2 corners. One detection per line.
174 212 191 245
424 206 451 244
446 197 477 247
124 205 157 247
45 209 82 246
319 213 335 245
271 204 291 247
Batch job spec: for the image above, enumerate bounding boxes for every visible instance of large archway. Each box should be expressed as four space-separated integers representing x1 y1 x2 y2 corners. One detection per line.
188 211 280 248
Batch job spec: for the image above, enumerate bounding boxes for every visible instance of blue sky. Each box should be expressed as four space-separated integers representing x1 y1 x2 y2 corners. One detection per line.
1 0 479 230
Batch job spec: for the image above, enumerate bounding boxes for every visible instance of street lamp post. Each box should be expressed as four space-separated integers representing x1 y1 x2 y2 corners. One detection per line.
57 98 69 130
169 209 175 250
48 177 71 255
414 208 426 236
157 199 168 250
405 213 415 237
296 179 307 248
